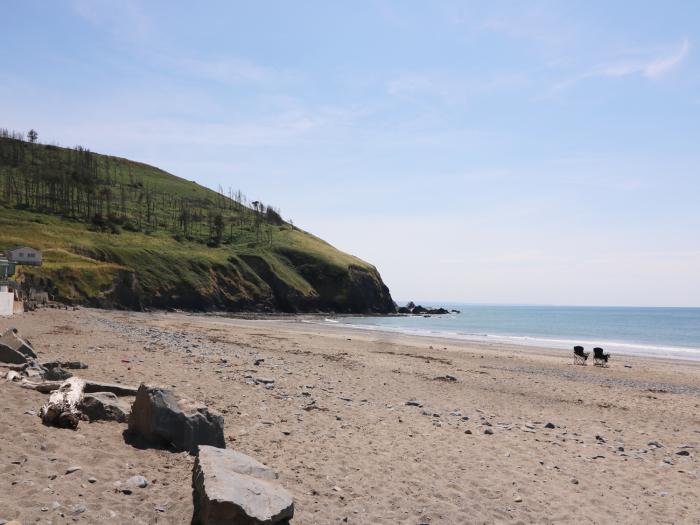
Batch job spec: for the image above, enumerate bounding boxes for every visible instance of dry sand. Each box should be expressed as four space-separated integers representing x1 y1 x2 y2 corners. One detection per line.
1 307 699 524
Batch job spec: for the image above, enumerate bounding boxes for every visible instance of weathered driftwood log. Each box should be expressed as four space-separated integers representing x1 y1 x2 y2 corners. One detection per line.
19 379 63 393
39 377 86 429
17 379 138 396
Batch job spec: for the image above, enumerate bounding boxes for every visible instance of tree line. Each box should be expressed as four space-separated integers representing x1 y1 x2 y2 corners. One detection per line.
0 129 288 246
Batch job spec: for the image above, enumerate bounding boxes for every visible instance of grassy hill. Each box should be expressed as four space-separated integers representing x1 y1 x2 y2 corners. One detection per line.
0 134 395 313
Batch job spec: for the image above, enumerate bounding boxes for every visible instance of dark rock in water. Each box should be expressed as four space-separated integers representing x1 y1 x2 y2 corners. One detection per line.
406 301 416 310
192 445 294 525
0 328 37 360
411 305 428 314
81 392 130 423
127 384 225 454
397 306 411 314
451 309 461 314
427 308 450 315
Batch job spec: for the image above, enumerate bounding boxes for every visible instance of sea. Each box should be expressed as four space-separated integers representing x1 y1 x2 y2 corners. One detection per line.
328 304 700 361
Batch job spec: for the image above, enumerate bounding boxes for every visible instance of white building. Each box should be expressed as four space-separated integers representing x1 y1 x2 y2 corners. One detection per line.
0 285 13 316
6 246 42 266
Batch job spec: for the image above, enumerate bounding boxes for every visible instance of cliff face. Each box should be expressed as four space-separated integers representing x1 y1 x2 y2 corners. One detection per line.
17 247 396 314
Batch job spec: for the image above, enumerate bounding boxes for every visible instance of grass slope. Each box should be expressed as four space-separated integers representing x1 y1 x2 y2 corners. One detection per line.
0 141 394 313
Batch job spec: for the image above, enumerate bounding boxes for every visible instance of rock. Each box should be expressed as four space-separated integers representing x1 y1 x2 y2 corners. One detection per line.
0 328 37 360
544 422 556 429
5 370 21 382
676 450 690 456
405 399 422 407
43 365 73 381
88 477 97 483
484 428 493 435
128 384 225 454
192 445 294 525
66 466 81 474
571 478 579 484
255 377 275 385
0 344 28 365
464 429 472 435
513 495 523 503
80 392 130 423
648 441 663 448
127 475 148 488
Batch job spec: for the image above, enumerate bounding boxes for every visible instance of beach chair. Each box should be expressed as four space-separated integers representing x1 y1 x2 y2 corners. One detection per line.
573 345 589 365
593 347 610 367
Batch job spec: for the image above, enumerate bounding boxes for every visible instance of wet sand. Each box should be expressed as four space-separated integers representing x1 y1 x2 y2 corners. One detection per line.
1 308 699 524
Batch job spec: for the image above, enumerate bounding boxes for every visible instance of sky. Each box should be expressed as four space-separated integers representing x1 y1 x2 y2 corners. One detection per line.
2 1 700 307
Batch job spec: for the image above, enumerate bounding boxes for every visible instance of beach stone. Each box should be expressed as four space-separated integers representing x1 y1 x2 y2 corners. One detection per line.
192 445 294 525
676 450 690 456
406 399 422 407
0 328 37 360
127 475 148 488
128 384 225 454
66 466 81 474
80 392 130 423
544 422 556 429
484 428 493 435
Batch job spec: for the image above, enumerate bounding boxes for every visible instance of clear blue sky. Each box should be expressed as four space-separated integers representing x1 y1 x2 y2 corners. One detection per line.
2 1 699 306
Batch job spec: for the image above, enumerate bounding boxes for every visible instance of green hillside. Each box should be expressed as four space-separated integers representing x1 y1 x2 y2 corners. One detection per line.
0 133 395 313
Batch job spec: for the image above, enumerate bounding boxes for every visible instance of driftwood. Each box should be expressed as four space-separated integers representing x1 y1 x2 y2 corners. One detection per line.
17 379 138 396
39 377 86 429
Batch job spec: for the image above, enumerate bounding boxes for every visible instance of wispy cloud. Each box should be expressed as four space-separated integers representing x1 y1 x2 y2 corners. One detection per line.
173 57 299 88
553 37 690 91
70 0 153 44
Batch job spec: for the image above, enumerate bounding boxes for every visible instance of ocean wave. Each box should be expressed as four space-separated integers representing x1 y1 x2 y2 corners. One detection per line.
310 318 700 361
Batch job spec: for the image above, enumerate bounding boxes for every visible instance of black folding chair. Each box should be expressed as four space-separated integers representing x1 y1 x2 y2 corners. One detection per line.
573 345 589 365
593 347 610 367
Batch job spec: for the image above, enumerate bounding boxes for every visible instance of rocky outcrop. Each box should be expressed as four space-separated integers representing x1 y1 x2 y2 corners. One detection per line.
127 384 225 454
192 446 294 525
398 302 454 315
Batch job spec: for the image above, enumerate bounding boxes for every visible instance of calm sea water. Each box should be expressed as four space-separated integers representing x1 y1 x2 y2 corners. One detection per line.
332 304 700 361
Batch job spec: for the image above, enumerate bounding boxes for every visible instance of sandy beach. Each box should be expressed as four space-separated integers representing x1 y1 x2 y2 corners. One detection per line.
1 307 699 524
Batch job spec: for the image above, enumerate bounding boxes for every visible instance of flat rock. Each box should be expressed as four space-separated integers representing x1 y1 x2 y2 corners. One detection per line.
193 445 294 524
80 392 130 423
128 384 225 454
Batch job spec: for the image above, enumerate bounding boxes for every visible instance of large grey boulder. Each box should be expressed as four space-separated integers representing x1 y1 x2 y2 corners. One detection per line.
193 445 294 525
80 392 130 423
128 384 224 454
0 328 37 360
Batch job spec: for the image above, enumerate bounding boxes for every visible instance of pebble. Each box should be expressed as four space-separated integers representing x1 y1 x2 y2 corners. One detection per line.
484 428 493 435
88 477 97 483
514 495 523 503
65 466 81 474
464 429 472 435
126 475 149 488
406 399 422 407
676 450 690 456
544 422 555 429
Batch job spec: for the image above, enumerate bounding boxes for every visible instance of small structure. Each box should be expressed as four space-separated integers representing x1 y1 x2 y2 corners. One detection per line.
0 257 16 280
6 246 42 266
0 285 13 317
